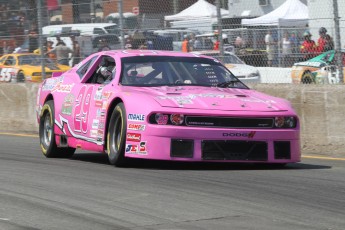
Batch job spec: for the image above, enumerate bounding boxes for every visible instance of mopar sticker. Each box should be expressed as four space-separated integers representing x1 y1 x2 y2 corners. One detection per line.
128 124 146 131
128 114 145 122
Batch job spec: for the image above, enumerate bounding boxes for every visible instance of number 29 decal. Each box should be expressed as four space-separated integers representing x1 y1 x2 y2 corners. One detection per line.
74 86 93 133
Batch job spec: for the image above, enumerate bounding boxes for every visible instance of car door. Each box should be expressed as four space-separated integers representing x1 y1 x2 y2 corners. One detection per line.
69 55 116 144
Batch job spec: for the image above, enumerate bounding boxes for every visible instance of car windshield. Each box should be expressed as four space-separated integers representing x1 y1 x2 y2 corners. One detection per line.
120 56 248 89
18 55 55 66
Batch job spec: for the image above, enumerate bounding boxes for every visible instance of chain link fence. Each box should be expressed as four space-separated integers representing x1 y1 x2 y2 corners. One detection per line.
0 0 343 84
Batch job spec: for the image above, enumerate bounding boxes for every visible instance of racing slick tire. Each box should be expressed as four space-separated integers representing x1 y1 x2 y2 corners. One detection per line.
301 71 315 84
17 71 25 82
107 102 127 167
39 100 75 158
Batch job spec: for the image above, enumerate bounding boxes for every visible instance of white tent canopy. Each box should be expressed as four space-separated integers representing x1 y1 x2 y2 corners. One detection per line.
164 0 229 21
241 0 308 27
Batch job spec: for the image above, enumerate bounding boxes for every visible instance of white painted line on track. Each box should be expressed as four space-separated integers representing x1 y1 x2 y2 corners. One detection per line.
0 132 38 138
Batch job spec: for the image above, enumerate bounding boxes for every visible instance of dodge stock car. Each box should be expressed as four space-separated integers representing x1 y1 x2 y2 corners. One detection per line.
0 53 70 83
36 50 300 167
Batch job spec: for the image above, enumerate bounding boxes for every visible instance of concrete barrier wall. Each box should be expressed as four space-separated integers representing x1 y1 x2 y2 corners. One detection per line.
0 82 344 157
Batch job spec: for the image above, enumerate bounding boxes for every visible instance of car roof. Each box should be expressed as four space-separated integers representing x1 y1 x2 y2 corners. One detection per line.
98 50 215 59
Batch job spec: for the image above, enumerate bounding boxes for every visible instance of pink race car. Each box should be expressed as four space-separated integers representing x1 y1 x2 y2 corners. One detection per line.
36 50 300 167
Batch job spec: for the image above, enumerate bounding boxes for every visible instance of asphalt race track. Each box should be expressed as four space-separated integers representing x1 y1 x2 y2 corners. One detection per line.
0 134 345 230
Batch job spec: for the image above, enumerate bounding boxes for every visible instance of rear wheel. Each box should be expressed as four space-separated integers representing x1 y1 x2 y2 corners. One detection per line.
301 71 314 84
107 103 127 167
39 100 75 158
16 71 25 82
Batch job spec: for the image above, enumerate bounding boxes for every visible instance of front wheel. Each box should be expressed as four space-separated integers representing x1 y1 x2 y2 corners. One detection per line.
107 102 127 167
39 100 75 158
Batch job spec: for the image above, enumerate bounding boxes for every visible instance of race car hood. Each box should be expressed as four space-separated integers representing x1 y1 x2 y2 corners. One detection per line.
224 64 259 77
126 86 289 112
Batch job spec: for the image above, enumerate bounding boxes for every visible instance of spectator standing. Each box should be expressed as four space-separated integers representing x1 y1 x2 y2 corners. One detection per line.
70 35 80 66
300 31 317 61
181 35 189 52
46 41 73 66
265 30 276 67
98 38 111 52
324 34 334 51
28 24 39 53
281 32 292 67
46 41 56 61
213 35 219 50
188 33 196 52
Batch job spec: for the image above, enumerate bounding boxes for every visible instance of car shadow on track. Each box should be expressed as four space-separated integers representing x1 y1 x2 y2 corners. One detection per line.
69 152 331 171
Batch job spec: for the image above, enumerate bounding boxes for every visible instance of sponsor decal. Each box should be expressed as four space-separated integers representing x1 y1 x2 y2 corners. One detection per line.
102 91 112 99
223 131 256 138
51 82 74 93
61 94 75 115
127 133 141 142
157 93 236 102
92 119 100 129
125 142 147 154
128 123 146 131
90 129 98 138
128 113 145 122
102 101 109 110
42 77 64 91
96 108 105 118
187 121 214 126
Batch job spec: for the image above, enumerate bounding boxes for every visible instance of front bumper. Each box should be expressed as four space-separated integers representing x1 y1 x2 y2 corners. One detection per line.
124 125 301 163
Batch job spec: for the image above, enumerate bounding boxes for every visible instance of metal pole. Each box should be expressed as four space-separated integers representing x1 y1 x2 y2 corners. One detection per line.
37 0 46 80
118 0 124 49
216 0 224 58
333 0 343 83
173 0 179 14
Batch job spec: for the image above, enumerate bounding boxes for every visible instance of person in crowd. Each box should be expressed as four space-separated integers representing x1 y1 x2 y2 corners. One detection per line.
193 37 202 50
289 32 299 54
265 29 276 67
324 34 334 51
2 41 10 55
213 35 219 50
70 35 80 66
98 38 111 52
46 41 56 61
181 35 189 52
281 32 292 67
300 31 317 61
45 41 73 66
124 35 133 49
316 27 334 52
28 24 39 53
188 33 196 52
317 27 328 53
